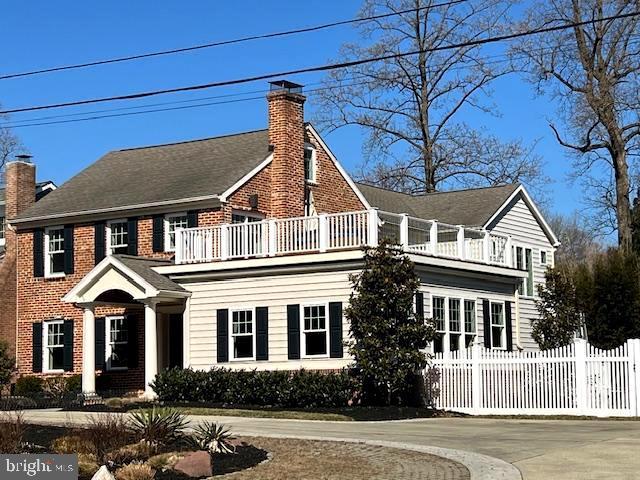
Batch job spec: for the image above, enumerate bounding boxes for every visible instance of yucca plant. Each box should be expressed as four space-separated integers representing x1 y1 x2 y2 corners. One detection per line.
187 422 235 455
129 407 188 447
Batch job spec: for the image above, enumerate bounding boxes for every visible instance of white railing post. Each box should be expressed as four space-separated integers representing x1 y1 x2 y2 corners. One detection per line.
574 338 588 415
367 209 379 247
429 221 438 255
457 226 465 260
175 228 184 264
483 230 491 264
471 342 481 414
629 338 640 417
268 219 277 256
505 235 513 267
318 214 328 253
220 224 229 261
400 213 409 251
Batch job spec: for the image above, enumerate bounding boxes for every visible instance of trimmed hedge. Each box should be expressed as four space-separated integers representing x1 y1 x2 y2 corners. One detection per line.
151 368 357 408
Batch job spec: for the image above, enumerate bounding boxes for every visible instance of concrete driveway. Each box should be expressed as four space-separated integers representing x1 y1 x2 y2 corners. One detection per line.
20 410 640 480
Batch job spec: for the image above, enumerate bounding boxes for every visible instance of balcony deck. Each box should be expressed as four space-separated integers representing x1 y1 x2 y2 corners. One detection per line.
175 209 512 268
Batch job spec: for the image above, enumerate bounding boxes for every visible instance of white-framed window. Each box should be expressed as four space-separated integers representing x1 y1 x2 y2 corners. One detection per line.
490 302 506 349
106 316 129 370
43 319 64 373
304 144 317 184
302 304 328 357
230 309 254 360
431 296 477 354
44 226 65 277
106 220 128 255
514 246 534 297
540 250 548 265
164 213 188 252
0 216 5 245
231 212 263 224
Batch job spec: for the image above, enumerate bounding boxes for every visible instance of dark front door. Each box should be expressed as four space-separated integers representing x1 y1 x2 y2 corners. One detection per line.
168 314 183 369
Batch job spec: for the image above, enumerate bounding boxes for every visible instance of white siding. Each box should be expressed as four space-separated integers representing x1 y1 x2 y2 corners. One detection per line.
489 195 555 351
184 270 357 370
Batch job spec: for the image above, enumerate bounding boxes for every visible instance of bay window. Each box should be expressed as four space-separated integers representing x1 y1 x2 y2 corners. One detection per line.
302 304 328 357
231 309 254 360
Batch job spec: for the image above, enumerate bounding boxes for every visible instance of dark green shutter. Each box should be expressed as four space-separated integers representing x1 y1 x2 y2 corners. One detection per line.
482 300 491 348
415 292 424 321
505 301 514 352
187 210 198 228
63 225 74 274
287 304 300 360
256 307 269 361
127 315 139 369
95 317 105 370
63 319 74 372
216 309 229 363
32 322 43 373
127 218 138 256
94 222 106 264
329 302 343 358
152 215 164 252
33 228 44 278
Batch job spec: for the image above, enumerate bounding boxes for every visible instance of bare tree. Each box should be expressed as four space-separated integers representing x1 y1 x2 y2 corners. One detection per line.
516 0 640 251
547 212 603 266
314 0 546 195
0 107 24 184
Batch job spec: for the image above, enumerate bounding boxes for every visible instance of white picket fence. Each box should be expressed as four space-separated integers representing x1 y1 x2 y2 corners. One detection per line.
425 338 640 417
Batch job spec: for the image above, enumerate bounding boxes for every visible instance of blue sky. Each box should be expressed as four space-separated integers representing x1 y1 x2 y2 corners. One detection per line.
0 1 581 216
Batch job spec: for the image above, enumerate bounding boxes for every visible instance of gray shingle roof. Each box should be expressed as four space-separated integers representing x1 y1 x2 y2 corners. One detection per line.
357 183 520 227
114 255 186 293
16 129 271 221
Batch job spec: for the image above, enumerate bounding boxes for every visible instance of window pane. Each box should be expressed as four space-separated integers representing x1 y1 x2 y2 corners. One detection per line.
234 336 253 359
109 222 128 254
167 216 188 249
303 305 326 331
49 347 64 370
433 297 445 331
449 299 460 332
305 331 326 356
110 343 128 368
492 327 503 348
433 334 444 354
464 300 476 333
491 303 504 325
232 311 252 335
465 335 475 348
51 252 65 273
450 334 460 352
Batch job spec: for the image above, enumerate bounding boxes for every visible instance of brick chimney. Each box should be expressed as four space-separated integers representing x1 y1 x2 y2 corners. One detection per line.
267 80 306 218
5 154 35 220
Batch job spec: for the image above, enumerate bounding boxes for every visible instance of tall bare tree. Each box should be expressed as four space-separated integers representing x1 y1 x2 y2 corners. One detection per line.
516 0 640 251
315 0 546 194
0 108 24 184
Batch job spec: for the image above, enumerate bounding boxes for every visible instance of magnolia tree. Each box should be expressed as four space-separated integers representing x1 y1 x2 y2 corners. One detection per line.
345 242 435 406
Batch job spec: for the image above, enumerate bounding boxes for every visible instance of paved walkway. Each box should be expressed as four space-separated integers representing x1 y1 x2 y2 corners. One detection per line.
20 410 640 480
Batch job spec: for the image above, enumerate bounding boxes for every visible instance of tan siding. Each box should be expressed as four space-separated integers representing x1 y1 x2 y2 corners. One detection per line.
490 195 555 351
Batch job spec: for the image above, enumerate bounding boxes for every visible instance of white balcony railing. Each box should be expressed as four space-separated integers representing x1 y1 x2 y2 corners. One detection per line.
175 209 512 267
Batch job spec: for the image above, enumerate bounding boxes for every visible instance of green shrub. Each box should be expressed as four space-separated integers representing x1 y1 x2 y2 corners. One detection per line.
129 407 188 447
66 374 82 393
186 421 235 455
14 376 44 398
151 367 357 408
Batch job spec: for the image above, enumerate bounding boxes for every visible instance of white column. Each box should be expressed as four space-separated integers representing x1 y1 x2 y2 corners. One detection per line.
81 304 96 395
144 300 159 399
318 214 328 252
574 338 588 415
399 214 409 251
429 221 438 255
457 226 466 260
367 209 379 247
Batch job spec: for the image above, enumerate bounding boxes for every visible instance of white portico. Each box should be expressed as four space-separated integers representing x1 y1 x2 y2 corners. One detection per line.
63 255 189 398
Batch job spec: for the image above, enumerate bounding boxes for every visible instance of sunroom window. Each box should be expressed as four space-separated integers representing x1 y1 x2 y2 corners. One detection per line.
43 320 64 372
303 305 327 356
231 309 254 359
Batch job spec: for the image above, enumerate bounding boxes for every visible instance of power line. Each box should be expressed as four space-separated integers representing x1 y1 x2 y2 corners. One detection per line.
0 0 468 81
2 10 638 116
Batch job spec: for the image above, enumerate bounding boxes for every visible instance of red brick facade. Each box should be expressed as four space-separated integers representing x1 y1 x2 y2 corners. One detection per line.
12 88 366 391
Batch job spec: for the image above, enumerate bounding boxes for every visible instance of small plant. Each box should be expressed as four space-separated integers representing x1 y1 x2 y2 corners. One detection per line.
106 441 155 466
83 414 133 463
14 376 44 398
114 463 156 480
51 434 93 455
0 412 27 453
129 407 188 447
42 376 69 401
0 341 16 389
187 422 235 455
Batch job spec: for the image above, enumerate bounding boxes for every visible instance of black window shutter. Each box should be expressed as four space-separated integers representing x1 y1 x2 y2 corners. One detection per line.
187 210 198 228
217 309 229 363
127 315 139 369
32 322 43 373
63 319 74 372
415 292 424 322
127 218 138 256
33 228 45 278
256 307 269 361
152 215 165 252
63 225 74 274
287 304 300 360
505 301 514 352
95 317 106 371
94 222 106 265
482 299 492 348
329 302 343 358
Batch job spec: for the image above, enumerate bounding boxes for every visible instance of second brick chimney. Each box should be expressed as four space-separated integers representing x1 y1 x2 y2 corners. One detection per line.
5 155 36 220
267 80 306 218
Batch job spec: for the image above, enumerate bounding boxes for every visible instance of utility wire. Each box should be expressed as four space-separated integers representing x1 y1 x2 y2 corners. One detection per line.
0 0 468 81
2 10 638 115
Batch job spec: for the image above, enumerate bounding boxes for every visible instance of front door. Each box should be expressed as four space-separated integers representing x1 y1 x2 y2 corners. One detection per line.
168 314 183 369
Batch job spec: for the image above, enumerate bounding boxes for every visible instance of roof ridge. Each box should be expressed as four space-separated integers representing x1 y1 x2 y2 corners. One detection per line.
357 181 519 198
116 128 269 153
355 182 416 197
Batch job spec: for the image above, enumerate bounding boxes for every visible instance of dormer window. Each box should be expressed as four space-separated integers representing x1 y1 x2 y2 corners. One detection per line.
304 144 317 184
